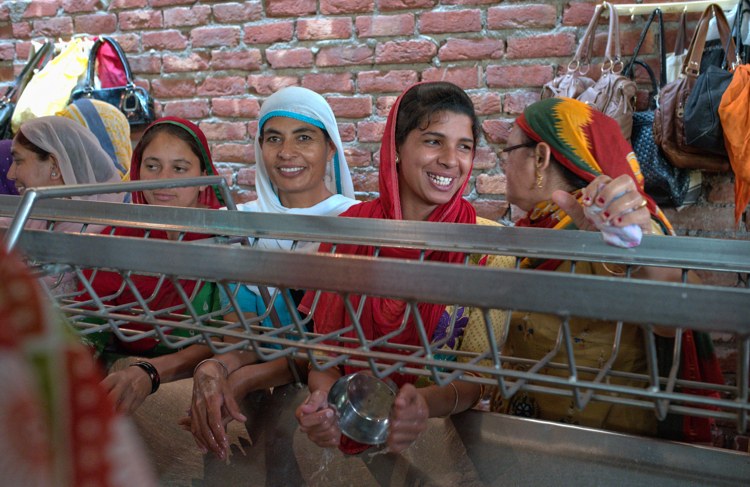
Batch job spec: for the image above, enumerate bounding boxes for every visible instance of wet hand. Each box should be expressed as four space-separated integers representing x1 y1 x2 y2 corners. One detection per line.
101 366 152 415
296 389 341 448
387 384 428 453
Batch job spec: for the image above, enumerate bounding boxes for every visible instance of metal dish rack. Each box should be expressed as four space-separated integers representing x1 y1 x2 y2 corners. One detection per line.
2 181 750 485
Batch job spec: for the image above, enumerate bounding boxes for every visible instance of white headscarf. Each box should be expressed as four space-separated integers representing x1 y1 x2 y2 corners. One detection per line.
238 86 359 252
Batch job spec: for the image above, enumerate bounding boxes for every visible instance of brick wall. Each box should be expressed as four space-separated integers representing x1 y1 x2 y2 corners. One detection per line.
0 0 747 239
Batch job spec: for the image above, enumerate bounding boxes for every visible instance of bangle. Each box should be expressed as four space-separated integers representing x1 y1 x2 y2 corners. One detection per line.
602 263 642 277
443 382 459 418
194 358 229 379
130 361 160 395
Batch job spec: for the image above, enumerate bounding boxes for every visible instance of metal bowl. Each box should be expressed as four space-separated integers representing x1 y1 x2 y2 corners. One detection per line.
327 373 398 445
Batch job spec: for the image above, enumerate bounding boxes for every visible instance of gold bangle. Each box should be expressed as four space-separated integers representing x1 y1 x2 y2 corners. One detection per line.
443 382 459 417
602 263 642 277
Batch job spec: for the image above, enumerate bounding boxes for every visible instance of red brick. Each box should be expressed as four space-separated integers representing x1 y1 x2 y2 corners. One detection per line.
119 11 162 30
0 4 7 21
212 98 260 118
338 123 356 141
488 5 557 29
197 76 246 96
358 70 418 93
356 15 413 38
63 0 99 13
486 65 554 88
109 0 147 8
326 97 372 118
237 167 256 186
476 174 506 195
375 96 397 116
266 48 313 69
128 54 162 74
12 23 31 39
110 34 140 52
164 5 211 27
211 143 255 163
192 27 241 48
442 0 496 4
143 30 188 50
164 99 210 119
438 38 504 61
212 50 262 71
163 53 210 72
321 0 374 14
32 18 74 37
421 67 481 90
298 18 352 40
473 146 498 170
708 183 735 205
504 92 540 115
661 207 736 232
152 79 196 98
378 0 435 11
134 79 150 92
213 1 262 22
15 42 32 60
561 2 634 26
0 44 13 61
352 172 379 192
664 27 694 54
482 119 513 144
470 93 502 116
472 199 508 220
0 66 13 82
419 10 481 34
592 30 653 58
244 22 293 44
317 46 373 67
74 14 117 34
357 122 386 143
507 33 576 59
22 0 58 18
375 40 436 64
266 0 316 17
302 72 354 94
248 75 299 95
233 190 258 204
344 147 371 167
248 121 259 138
150 0 197 6
214 167 234 188
199 121 247 141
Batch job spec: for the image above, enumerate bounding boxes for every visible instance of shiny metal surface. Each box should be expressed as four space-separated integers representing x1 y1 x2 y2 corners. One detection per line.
328 373 397 445
132 379 750 487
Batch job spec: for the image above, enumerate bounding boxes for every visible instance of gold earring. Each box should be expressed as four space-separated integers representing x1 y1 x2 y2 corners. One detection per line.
536 171 543 188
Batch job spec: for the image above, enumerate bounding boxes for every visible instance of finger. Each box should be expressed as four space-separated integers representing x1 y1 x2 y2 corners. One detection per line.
299 408 336 429
223 392 247 423
300 390 328 414
194 401 222 455
612 207 651 231
602 190 642 223
206 396 230 454
551 190 589 230
592 175 635 209
580 175 612 206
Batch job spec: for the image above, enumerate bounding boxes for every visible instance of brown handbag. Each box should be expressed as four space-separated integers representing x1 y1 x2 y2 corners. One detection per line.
652 5 734 172
541 2 637 140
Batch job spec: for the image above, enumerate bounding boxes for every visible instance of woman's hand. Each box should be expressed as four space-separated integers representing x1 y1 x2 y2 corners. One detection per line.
387 383 428 453
552 175 652 235
296 389 341 448
186 361 247 459
101 366 153 415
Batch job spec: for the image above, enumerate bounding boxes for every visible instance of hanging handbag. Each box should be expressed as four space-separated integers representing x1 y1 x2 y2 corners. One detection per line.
623 9 691 207
702 0 750 70
69 37 155 129
652 5 732 172
666 11 689 83
541 2 637 140
684 4 743 155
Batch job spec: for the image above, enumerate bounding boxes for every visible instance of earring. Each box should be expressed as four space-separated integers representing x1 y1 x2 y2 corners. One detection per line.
395 154 400 163
536 171 543 188
51 172 57 176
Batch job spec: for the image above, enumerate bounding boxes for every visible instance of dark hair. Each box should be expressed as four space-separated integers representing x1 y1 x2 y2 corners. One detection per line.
15 128 52 161
516 129 588 191
394 82 480 147
136 122 206 172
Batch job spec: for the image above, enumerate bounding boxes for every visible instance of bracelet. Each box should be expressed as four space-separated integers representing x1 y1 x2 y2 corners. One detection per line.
130 361 160 395
194 358 229 379
602 263 642 277
443 382 459 418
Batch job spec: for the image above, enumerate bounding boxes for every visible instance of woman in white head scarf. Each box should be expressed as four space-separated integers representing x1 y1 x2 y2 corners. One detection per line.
183 87 360 460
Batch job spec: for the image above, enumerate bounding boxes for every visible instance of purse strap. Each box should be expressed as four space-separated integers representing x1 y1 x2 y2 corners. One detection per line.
2 41 54 103
682 5 737 78
568 3 610 74
623 8 666 88
674 10 689 56
603 4 624 72
632 59 659 109
82 36 135 92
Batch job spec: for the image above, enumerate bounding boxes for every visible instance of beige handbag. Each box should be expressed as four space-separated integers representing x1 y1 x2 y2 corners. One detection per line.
541 2 637 140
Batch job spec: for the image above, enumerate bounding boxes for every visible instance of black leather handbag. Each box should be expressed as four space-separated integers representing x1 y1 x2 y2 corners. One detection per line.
69 37 155 129
624 9 691 207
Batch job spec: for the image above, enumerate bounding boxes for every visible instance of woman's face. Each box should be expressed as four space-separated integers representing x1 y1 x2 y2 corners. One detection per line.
260 116 336 208
139 132 206 208
396 111 474 221
500 125 542 213
8 138 60 194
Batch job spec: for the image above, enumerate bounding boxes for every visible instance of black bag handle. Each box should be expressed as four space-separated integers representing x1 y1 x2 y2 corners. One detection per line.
3 41 54 102
730 0 749 66
83 37 135 92
632 59 658 109
623 8 666 88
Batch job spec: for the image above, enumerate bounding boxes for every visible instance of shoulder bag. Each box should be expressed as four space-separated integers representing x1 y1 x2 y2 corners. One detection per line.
69 37 155 130
666 11 689 83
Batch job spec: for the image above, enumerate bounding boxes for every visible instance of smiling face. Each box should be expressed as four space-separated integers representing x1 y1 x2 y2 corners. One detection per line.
8 136 62 194
138 131 206 208
260 116 336 209
396 110 474 222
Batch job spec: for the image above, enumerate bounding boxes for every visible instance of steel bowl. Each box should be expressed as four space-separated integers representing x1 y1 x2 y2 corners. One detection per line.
327 373 398 445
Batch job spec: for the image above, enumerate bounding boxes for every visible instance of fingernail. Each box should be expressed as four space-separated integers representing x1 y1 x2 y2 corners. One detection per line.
597 197 605 204
603 211 610 219
325 410 333 418
617 217 622 224
583 196 591 204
